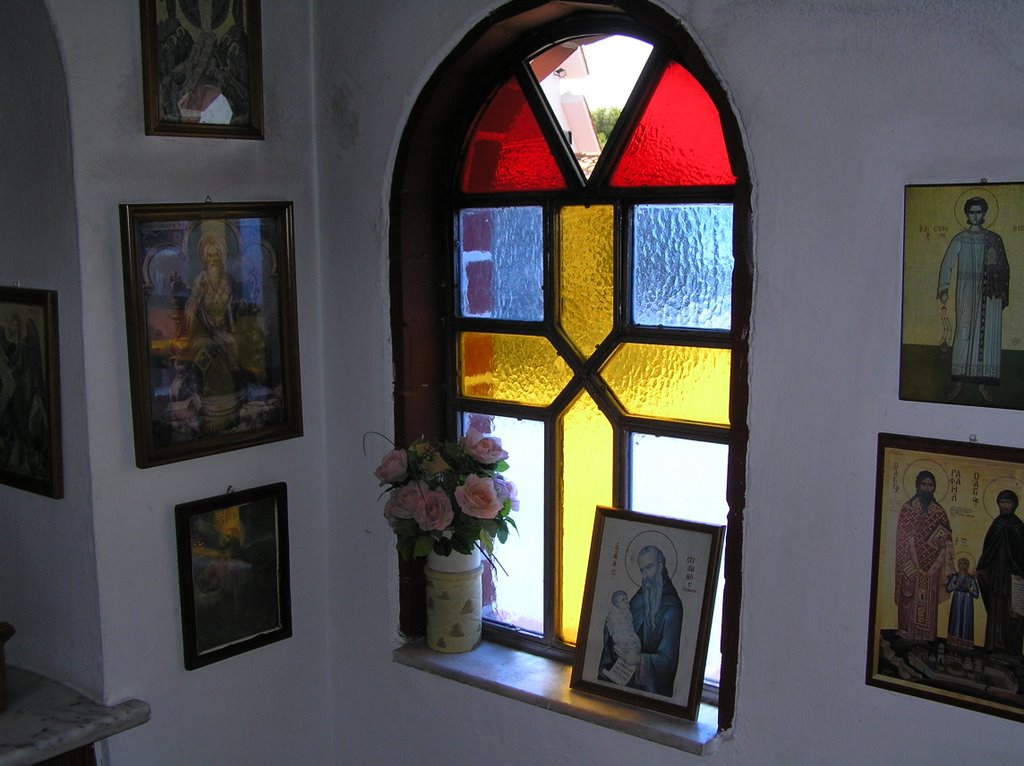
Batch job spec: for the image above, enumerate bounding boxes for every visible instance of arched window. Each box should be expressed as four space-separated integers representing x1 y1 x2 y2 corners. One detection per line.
392 1 749 727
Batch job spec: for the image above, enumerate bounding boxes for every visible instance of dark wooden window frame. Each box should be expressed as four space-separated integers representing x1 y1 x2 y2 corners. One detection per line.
389 0 750 730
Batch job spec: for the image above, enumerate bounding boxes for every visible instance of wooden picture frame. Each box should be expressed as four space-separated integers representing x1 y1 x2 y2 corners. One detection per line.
140 0 264 139
0 286 62 498
900 182 1024 410
175 482 291 669
570 506 724 719
120 201 302 467
867 433 1024 722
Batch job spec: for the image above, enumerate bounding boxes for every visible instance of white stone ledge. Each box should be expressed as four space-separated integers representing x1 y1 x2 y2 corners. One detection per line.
393 640 719 755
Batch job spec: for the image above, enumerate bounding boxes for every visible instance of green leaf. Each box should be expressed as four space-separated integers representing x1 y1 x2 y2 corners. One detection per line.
505 516 518 532
413 534 435 559
494 460 509 472
434 535 453 557
396 536 416 561
392 518 419 537
496 524 509 544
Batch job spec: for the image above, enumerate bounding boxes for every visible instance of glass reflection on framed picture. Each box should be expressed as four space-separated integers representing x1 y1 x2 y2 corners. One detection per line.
175 482 291 669
900 181 1024 410
139 0 264 138
120 201 302 467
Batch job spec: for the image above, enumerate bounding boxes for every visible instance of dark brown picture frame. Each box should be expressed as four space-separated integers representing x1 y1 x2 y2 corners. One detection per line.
140 0 264 139
571 506 724 719
0 286 62 499
175 482 291 669
120 201 302 467
868 432 1024 722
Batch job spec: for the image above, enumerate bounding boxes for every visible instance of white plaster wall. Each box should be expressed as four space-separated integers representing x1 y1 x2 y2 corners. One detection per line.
6 0 1024 764
31 1 333 764
0 0 101 697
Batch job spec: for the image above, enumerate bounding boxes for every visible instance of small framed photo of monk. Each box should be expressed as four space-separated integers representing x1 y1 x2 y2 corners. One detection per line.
570 506 724 719
900 182 1024 410
120 201 302 467
868 433 1024 722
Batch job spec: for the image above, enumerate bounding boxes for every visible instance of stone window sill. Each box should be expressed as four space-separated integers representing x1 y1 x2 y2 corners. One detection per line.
393 640 720 755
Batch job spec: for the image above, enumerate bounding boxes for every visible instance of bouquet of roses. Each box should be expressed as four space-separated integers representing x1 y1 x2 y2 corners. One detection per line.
374 428 519 561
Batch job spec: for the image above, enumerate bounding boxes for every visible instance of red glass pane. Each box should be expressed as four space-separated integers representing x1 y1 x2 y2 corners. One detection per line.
610 61 735 188
460 77 567 193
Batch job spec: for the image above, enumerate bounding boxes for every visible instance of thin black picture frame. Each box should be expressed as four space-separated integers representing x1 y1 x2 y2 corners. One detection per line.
175 482 292 669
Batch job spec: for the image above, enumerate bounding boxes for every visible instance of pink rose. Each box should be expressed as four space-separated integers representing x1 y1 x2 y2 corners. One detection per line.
494 477 519 512
413 486 454 531
374 449 409 484
454 474 502 519
461 428 509 465
383 482 425 523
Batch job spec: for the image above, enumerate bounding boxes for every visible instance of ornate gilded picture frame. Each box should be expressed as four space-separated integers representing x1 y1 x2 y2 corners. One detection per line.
140 0 264 138
570 506 724 719
120 201 302 467
868 433 1024 722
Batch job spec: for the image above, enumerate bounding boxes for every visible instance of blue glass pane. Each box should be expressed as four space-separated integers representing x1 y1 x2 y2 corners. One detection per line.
630 433 727 683
461 412 545 635
458 207 543 321
632 204 733 330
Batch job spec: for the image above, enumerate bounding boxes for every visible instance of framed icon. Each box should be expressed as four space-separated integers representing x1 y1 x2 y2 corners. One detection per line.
0 286 62 498
175 482 291 669
120 201 302 467
140 0 264 138
868 432 1024 722
571 506 724 719
900 182 1024 410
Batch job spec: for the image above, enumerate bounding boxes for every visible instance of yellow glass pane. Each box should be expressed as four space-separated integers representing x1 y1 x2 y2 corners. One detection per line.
600 343 731 426
459 331 573 405
558 391 613 644
558 205 613 359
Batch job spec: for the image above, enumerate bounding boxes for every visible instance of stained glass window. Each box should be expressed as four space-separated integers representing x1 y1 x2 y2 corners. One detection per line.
393 12 747 724
460 77 567 193
449 33 742 667
610 60 735 188
458 207 544 321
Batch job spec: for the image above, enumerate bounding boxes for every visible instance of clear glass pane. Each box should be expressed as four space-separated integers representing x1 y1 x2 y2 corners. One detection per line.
460 76 566 193
630 433 727 683
558 205 614 358
633 204 733 330
458 207 543 321
462 413 545 635
459 331 574 406
558 391 613 644
610 60 735 188
530 35 652 178
600 343 731 425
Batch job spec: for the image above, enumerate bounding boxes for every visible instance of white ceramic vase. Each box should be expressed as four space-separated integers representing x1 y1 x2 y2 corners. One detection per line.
424 546 483 653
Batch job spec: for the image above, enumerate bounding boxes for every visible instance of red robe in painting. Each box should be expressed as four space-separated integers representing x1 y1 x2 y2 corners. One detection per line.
894 494 953 640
